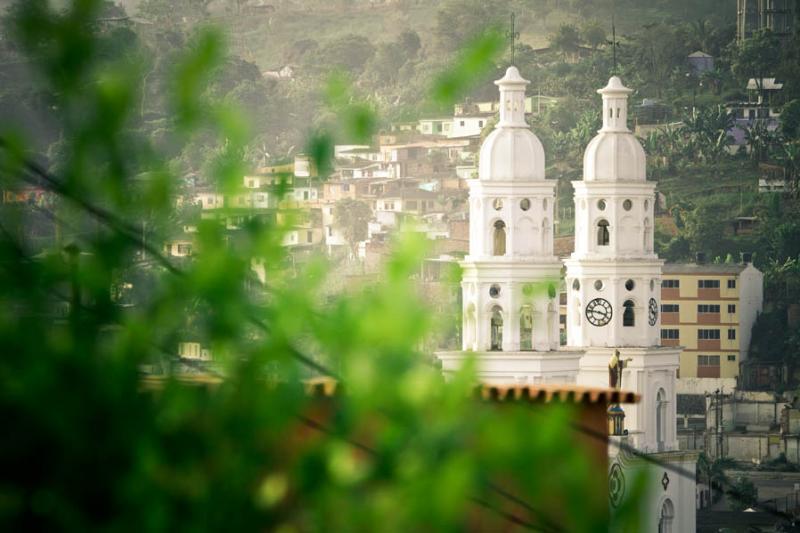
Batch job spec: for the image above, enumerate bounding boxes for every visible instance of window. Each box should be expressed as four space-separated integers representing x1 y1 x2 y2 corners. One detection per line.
727 279 736 289
519 305 533 351
698 329 721 340
728 355 736 361
661 304 679 313
662 279 680 288
493 220 506 256
306 231 313 243
623 300 635 327
728 304 736 313
176 244 192 255
597 220 610 246
490 306 503 351
698 304 721 313
303 191 309 200
698 355 720 366
247 179 255 187
698 279 720 289
256 194 265 202
478 120 484 127
661 329 679 339
342 184 350 192
459 120 465 126
327 226 332 237
728 329 736 340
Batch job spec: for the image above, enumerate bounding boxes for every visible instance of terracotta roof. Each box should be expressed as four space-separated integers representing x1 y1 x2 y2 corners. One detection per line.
305 378 639 404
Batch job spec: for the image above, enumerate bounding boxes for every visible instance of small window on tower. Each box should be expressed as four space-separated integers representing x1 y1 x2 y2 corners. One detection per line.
616 107 621 118
597 220 610 246
623 300 635 327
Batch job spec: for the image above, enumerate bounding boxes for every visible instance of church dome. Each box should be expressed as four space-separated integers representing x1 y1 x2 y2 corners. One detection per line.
582 76 646 182
479 127 545 181
478 66 545 181
582 132 646 182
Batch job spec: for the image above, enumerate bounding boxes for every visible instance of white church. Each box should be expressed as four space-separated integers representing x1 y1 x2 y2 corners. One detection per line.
437 66 698 532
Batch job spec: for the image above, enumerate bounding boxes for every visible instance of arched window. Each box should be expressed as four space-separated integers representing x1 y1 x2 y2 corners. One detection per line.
623 300 635 327
520 305 533 351
656 388 667 452
658 499 674 533
493 220 506 256
597 220 610 246
490 306 504 351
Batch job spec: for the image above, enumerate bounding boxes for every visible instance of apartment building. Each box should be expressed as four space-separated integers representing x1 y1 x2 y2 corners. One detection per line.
660 261 763 380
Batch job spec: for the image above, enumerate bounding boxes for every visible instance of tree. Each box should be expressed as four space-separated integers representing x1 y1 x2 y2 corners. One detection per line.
435 0 508 52
728 477 758 511
781 99 800 141
315 34 375 74
333 198 371 258
731 30 781 105
397 29 422 59
581 20 606 52
549 24 580 61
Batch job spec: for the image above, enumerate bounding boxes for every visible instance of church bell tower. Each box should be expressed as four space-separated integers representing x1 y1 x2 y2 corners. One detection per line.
566 76 679 453
462 66 561 354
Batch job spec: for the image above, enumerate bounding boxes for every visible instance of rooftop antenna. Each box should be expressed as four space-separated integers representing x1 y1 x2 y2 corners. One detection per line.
507 12 520 64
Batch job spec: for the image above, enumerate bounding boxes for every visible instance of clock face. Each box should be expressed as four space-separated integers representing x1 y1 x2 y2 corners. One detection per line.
649 298 658 326
586 298 612 326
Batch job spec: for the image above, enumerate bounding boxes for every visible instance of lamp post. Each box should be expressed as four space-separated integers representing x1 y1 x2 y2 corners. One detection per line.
608 404 626 436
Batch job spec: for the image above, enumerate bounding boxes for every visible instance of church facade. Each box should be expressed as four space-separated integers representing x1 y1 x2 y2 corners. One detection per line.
437 67 697 532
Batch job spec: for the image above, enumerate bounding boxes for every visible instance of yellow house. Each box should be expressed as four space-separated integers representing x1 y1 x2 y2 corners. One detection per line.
660 262 763 380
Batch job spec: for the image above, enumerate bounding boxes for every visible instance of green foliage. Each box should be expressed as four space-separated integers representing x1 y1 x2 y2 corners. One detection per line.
727 476 758 512
730 30 781 100
549 24 581 59
0 1 642 531
782 100 800 141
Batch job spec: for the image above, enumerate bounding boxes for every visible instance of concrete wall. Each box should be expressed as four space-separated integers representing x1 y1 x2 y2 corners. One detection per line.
677 377 737 395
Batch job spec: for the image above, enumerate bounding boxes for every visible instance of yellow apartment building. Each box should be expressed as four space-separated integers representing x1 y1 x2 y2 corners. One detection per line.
660 262 763 380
